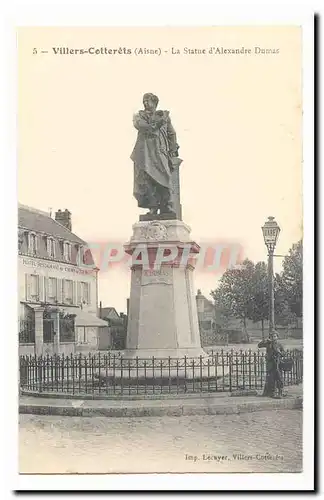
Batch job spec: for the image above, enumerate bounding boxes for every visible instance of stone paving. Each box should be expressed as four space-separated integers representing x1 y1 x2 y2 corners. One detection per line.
19 409 302 474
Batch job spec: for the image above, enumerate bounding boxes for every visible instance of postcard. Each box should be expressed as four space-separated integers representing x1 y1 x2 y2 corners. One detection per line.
13 18 314 492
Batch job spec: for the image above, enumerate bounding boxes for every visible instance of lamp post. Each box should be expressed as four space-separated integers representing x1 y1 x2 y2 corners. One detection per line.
262 216 281 336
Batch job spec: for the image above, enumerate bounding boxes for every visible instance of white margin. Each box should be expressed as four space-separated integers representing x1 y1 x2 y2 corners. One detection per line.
0 0 315 495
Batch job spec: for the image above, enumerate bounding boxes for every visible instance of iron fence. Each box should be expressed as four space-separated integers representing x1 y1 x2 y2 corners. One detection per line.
19 349 303 398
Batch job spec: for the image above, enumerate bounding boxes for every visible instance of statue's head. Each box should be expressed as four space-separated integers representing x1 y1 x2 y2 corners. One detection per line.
143 93 159 111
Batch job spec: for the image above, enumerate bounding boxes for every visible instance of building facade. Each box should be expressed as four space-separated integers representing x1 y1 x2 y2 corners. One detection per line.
99 307 127 350
18 205 108 355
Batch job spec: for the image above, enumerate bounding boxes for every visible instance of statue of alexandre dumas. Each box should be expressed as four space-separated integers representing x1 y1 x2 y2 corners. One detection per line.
130 93 182 218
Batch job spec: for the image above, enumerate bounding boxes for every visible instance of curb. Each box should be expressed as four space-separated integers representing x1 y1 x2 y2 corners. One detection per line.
19 395 302 418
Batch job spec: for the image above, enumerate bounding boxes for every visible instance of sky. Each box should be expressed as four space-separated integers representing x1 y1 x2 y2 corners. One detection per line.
18 26 302 313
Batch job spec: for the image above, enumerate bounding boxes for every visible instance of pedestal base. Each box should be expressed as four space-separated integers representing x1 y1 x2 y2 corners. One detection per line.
139 212 177 222
95 358 227 383
121 347 208 359
125 219 204 360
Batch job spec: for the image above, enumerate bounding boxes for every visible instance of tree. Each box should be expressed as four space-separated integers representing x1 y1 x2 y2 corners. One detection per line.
249 261 269 339
211 242 303 341
211 259 255 341
212 286 232 329
278 240 303 318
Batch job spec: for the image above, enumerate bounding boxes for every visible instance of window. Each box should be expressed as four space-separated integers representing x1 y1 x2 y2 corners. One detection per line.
63 242 72 262
18 230 25 252
77 327 87 344
47 277 57 302
80 282 89 305
29 233 37 255
30 274 39 301
47 238 55 258
63 279 73 304
76 245 82 265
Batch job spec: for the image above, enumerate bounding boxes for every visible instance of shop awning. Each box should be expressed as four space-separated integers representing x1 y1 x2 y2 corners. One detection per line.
73 310 109 327
22 304 108 327
58 307 109 327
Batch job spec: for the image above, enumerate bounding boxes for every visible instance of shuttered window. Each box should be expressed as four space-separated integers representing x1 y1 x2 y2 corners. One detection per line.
57 278 63 303
29 233 37 255
30 274 39 301
80 282 90 304
63 279 73 304
48 277 57 302
63 242 72 262
47 238 55 258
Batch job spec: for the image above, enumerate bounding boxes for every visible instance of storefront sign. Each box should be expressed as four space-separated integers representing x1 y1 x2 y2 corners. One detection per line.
21 258 96 275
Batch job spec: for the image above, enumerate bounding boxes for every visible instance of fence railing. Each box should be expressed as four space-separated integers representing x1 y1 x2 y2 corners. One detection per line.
19 349 303 398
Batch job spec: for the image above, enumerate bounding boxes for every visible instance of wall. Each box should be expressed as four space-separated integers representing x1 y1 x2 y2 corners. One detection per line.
98 327 111 350
60 343 76 356
200 329 218 347
75 326 101 352
19 344 35 356
42 342 76 355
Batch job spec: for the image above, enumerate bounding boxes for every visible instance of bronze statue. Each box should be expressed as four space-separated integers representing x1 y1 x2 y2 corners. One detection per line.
131 93 182 219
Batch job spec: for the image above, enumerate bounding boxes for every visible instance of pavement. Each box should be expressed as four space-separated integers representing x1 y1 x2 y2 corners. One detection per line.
19 385 302 418
19 408 303 473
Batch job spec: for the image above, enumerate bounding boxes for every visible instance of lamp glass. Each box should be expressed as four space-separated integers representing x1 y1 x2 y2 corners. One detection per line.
262 217 280 248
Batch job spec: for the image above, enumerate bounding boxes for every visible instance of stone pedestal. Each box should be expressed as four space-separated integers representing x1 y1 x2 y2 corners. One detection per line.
124 220 207 359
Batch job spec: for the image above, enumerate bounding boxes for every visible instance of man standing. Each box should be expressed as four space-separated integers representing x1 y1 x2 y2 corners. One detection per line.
258 331 285 398
131 93 180 217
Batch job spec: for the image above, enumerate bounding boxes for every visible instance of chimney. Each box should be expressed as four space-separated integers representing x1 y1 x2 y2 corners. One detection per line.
55 209 72 231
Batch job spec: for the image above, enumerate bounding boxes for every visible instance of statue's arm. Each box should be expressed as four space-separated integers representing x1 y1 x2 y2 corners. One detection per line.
133 112 163 134
133 113 153 132
166 114 179 156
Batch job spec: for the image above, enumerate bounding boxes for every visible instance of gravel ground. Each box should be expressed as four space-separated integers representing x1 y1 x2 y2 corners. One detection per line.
19 409 302 474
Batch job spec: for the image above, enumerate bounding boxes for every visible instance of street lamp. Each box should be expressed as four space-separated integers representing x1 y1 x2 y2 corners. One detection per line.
262 216 281 336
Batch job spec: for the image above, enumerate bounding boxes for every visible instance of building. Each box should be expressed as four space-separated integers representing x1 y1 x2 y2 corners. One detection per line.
18 204 108 355
197 290 258 345
99 306 127 350
196 290 219 345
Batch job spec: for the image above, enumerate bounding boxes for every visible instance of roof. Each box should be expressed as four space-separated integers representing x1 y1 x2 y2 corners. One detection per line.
196 292 215 312
18 204 86 245
100 307 120 319
61 307 108 327
74 310 108 327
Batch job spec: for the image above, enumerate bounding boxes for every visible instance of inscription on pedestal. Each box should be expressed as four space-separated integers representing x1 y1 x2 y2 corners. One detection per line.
142 268 172 286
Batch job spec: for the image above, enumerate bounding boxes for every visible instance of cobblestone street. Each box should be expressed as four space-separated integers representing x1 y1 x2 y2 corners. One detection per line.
19 409 302 474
